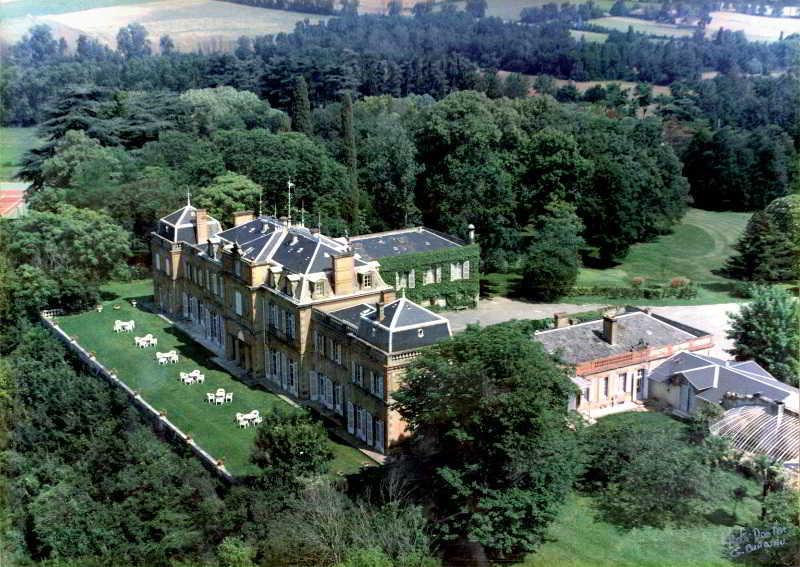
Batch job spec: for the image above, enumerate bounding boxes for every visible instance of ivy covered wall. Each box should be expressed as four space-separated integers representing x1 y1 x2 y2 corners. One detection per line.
376 244 481 309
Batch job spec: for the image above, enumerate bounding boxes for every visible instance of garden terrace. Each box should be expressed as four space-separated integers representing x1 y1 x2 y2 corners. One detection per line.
54 280 369 477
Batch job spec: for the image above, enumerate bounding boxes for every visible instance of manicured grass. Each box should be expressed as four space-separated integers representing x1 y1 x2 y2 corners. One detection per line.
0 0 159 19
0 127 39 181
588 16 697 37
484 209 751 305
570 29 609 42
523 411 763 567
56 280 370 477
571 208 751 304
447 0 615 21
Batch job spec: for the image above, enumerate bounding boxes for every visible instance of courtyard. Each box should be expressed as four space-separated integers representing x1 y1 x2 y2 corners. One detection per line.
55 280 370 477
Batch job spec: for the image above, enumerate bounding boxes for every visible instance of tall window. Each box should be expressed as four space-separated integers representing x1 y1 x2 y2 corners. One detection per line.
234 291 243 316
165 259 171 276
286 312 296 340
619 372 627 393
234 260 242 277
603 376 609 398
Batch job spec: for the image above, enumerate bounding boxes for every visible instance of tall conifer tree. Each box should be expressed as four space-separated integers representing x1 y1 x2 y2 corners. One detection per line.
289 76 312 136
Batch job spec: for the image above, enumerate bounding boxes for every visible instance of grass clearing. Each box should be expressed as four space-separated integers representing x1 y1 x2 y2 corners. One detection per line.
1 0 330 52
570 29 608 42
524 412 762 567
0 127 39 181
576 208 750 287
484 209 751 305
0 0 159 19
707 11 800 42
588 16 696 37
56 279 369 477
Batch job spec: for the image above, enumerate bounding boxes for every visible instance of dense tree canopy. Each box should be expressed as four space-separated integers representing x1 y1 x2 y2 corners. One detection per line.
726 194 800 282
727 285 800 386
393 324 585 561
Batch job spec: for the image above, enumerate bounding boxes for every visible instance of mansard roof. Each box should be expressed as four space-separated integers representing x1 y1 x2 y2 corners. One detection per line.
156 204 222 245
215 216 368 275
349 227 464 260
330 297 452 353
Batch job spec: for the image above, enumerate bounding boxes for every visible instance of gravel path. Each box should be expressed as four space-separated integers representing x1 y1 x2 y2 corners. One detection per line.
441 299 742 360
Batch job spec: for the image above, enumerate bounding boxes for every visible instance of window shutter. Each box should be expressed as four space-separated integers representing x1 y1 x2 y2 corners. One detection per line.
347 402 355 434
376 420 385 452
366 411 374 446
326 378 333 408
281 353 288 389
463 260 470 279
435 265 441 283
351 361 357 383
335 384 343 414
309 371 318 401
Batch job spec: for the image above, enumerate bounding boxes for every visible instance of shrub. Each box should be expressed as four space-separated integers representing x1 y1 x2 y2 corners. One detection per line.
670 277 690 288
631 276 645 287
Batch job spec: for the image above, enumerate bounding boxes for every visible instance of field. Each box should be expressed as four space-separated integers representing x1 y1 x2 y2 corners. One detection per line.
707 11 800 42
56 280 369 477
483 209 751 305
570 29 609 42
568 208 751 304
0 0 159 19
0 0 330 52
588 16 696 37
0 126 39 181
524 412 763 567
497 70 672 97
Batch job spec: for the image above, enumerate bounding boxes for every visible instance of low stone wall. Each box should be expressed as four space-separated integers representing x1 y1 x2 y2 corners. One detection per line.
41 314 235 483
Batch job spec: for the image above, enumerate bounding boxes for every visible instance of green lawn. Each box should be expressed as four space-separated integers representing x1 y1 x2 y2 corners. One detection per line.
447 0 615 21
56 280 369 477
570 29 609 42
524 412 763 567
0 127 39 181
484 209 751 305
588 16 697 37
0 0 159 19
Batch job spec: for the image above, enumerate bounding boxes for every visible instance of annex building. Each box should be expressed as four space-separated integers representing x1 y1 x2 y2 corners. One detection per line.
534 307 715 419
151 200 472 454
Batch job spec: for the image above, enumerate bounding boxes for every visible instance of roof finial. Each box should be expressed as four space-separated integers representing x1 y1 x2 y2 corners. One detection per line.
300 199 305 227
186 189 192 207
287 179 295 224
258 195 263 217
401 287 406 299
318 211 322 233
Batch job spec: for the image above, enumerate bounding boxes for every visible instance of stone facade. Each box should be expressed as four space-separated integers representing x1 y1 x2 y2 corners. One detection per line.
151 202 458 453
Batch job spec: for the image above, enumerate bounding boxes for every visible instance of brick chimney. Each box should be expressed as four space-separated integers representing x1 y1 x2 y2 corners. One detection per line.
233 210 255 227
331 252 354 296
554 312 569 328
196 208 208 244
602 315 618 345
375 301 385 322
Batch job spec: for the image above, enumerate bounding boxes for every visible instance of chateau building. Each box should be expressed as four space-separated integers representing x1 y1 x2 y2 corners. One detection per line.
151 200 466 453
534 307 714 419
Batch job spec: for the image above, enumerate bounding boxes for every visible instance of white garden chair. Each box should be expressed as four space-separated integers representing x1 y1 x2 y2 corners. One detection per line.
194 374 205 384
206 393 215 404
225 392 233 404
253 416 263 426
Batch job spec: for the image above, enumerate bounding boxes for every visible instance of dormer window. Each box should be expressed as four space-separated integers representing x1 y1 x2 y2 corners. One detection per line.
360 273 373 289
310 279 326 299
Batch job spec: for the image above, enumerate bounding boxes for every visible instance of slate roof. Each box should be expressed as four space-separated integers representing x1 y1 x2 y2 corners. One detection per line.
156 204 222 245
649 351 799 408
350 227 463 260
214 216 368 274
329 298 452 353
534 309 708 365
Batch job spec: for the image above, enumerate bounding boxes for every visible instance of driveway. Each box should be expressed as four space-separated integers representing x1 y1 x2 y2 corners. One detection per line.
441 298 741 360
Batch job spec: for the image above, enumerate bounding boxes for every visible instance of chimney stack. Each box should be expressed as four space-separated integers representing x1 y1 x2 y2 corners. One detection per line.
776 401 784 428
376 302 385 322
467 223 476 244
196 208 209 244
233 211 255 227
331 252 354 296
554 312 569 328
206 238 213 258
603 315 618 345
